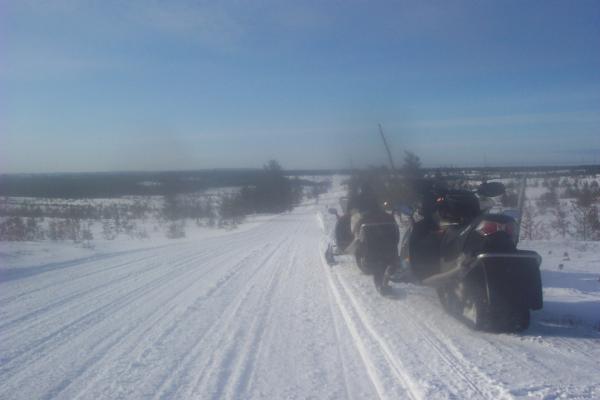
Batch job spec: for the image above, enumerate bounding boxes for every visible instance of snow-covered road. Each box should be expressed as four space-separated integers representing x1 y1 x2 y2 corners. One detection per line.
1 201 599 399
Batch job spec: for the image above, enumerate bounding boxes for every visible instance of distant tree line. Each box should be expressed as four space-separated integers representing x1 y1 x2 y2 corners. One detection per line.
0 160 318 241
216 160 304 227
0 169 317 199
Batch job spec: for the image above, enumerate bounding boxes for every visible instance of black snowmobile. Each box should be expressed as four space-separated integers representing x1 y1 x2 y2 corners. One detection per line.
326 192 400 295
397 180 543 332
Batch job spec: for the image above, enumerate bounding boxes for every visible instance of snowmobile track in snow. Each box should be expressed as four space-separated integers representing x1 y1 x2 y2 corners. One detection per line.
320 248 422 400
154 239 292 399
323 258 514 399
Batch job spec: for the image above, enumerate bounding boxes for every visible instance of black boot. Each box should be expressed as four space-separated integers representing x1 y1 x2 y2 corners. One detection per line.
374 268 391 296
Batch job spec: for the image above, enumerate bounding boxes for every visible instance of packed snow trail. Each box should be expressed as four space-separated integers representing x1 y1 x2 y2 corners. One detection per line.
1 203 600 399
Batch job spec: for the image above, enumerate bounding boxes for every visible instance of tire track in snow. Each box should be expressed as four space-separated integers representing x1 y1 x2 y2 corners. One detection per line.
0 250 165 307
216 241 297 400
0 230 261 326
147 237 291 399
318 209 511 399
0 242 260 385
0 243 177 288
317 207 382 399
1 217 290 399
0 245 209 324
189 238 295 399
319 244 422 400
378 277 600 399
1 237 274 400
337 269 514 400
233 221 328 399
472 326 600 398
0 228 263 313
518 330 600 364
322 268 355 400
63 244 272 400
1 249 205 371
395 300 514 400
0 251 178 333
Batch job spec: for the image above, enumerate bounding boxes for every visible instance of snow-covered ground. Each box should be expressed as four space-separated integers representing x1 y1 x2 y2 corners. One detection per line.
1 183 599 399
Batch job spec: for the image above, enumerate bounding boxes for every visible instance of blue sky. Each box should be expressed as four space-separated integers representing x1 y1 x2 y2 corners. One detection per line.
2 0 600 173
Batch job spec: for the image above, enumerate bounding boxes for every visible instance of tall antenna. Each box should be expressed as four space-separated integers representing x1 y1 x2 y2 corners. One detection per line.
378 123 396 171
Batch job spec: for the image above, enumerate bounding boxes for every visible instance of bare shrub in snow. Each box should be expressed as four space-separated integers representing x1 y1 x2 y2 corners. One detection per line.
589 207 600 240
562 183 579 199
551 204 571 238
572 202 600 241
205 199 216 227
590 180 600 194
537 188 559 210
102 219 117 240
162 194 181 221
576 183 596 206
218 193 246 227
571 183 600 241
166 221 186 239
252 160 297 213
519 202 548 240
519 202 536 240
81 222 94 247
0 217 26 241
541 178 555 188
46 218 83 242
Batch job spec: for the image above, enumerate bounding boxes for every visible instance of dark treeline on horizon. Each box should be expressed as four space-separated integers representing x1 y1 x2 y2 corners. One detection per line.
2 164 600 198
0 168 324 198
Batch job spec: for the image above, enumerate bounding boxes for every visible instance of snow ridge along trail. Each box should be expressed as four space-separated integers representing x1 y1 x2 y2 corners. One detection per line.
2 201 600 399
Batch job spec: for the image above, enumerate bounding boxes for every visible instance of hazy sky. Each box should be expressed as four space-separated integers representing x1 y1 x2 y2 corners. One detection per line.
2 0 600 173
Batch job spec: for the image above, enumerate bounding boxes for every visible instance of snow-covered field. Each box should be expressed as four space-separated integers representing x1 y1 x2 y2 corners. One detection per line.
1 183 600 399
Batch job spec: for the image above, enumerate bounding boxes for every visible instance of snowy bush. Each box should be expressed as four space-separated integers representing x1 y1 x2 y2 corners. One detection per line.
550 204 571 238
537 189 559 210
166 221 186 239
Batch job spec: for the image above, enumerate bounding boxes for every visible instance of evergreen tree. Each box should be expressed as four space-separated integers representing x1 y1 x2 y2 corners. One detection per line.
401 151 422 179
